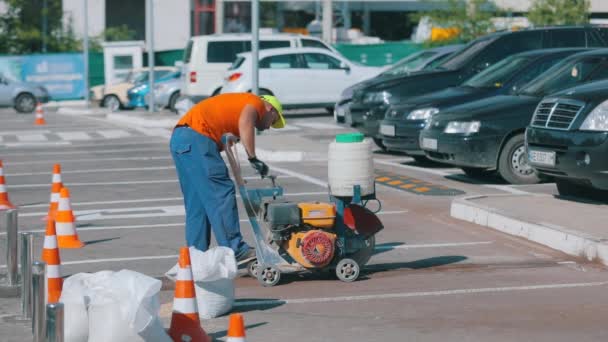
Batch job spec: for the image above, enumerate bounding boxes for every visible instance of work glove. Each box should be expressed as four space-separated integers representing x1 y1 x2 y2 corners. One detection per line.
249 157 269 178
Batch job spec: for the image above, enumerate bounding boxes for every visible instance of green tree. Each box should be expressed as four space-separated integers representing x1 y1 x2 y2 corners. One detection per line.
527 0 590 26
0 0 81 54
411 0 502 45
90 25 138 52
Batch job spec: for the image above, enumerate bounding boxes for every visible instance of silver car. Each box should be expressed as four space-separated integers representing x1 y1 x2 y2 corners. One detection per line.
0 73 50 113
146 72 182 113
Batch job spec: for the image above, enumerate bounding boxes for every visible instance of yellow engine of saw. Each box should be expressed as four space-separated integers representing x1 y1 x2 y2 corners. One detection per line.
266 202 338 269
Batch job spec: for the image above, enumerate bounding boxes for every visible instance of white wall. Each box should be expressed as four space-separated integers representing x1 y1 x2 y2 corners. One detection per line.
152 0 190 51
62 0 105 38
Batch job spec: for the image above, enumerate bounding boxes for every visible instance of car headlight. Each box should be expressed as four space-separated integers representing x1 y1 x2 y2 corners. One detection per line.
363 91 391 105
407 107 439 120
444 121 481 134
580 100 608 131
130 85 145 94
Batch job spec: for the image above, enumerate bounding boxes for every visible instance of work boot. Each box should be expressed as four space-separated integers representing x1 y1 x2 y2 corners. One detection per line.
236 247 256 265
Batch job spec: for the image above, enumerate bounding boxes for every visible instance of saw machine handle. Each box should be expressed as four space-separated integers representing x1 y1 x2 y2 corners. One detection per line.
222 133 278 187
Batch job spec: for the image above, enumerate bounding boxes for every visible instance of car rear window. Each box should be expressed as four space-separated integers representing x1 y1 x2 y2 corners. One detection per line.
207 40 291 63
183 40 193 63
437 37 496 70
229 56 246 70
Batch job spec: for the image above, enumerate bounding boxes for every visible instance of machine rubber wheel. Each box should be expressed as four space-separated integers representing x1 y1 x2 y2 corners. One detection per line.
461 167 489 178
247 259 260 278
498 134 540 184
336 258 360 283
256 265 281 287
348 235 375 266
168 91 180 113
372 138 387 151
14 93 36 113
103 95 121 112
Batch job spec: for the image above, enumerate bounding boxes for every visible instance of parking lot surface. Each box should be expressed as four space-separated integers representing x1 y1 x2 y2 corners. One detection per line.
0 107 607 341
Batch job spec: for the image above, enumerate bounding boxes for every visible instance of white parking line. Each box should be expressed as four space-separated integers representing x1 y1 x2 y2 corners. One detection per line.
1 141 72 147
271 165 328 188
96 129 132 139
10 179 179 189
7 166 176 177
0 147 168 157
374 159 452 176
5 156 171 165
0 130 51 135
17 134 48 142
483 184 532 195
234 281 608 308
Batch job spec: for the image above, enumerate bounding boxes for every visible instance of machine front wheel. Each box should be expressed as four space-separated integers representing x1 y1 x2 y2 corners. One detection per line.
336 258 360 283
257 265 281 287
247 259 260 278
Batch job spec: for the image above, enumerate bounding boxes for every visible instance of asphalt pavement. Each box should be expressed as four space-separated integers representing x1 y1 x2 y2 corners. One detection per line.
0 106 607 341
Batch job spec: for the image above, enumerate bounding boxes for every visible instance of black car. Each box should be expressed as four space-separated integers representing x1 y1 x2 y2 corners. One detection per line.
347 26 608 149
379 48 587 158
419 49 608 184
526 79 608 197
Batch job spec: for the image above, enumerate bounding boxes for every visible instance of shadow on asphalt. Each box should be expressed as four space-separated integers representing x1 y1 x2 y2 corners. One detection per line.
373 242 405 258
208 322 269 340
362 255 468 276
234 299 285 311
85 237 120 245
445 173 506 185
554 194 608 205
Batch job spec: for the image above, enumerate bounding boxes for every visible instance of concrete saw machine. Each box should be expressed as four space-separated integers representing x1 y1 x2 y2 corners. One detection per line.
223 133 383 287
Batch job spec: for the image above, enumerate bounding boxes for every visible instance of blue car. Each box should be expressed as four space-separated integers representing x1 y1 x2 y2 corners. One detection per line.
127 69 179 108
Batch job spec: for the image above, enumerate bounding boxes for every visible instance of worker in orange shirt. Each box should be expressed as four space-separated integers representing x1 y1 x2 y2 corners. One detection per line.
170 93 285 264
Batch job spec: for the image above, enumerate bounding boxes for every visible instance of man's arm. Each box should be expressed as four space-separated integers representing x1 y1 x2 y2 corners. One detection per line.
238 104 258 159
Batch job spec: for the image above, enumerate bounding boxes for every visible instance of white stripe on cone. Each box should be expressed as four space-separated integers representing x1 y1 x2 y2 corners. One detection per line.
177 267 193 281
172 297 198 314
55 222 75 236
52 174 61 183
58 197 71 211
0 184 6 192
43 236 58 249
50 192 60 202
46 264 61 278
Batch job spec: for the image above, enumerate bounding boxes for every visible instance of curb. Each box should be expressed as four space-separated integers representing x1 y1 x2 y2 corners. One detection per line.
106 113 178 128
450 195 608 266
56 107 109 116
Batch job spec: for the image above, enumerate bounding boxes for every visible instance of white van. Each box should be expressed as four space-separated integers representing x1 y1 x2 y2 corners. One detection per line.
181 33 338 102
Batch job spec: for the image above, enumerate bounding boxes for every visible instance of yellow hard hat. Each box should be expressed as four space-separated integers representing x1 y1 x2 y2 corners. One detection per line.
260 95 285 129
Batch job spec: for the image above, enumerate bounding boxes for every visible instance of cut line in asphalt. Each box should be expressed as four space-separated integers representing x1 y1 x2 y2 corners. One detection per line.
232 281 608 308
18 190 324 208
0 240 493 267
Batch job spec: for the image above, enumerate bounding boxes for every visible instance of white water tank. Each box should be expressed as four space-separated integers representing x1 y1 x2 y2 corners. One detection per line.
328 133 375 197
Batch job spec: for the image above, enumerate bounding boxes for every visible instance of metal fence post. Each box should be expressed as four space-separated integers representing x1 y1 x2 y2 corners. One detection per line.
32 261 46 342
20 232 33 318
3 209 19 286
46 303 64 342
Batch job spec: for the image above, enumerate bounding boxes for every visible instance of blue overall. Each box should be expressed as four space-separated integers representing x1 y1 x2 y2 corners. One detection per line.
170 126 250 257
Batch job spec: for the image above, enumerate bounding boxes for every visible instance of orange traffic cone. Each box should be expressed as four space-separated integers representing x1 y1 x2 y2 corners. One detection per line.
34 102 46 125
168 247 210 342
0 160 16 210
55 187 84 248
226 313 247 342
44 164 63 221
41 219 63 303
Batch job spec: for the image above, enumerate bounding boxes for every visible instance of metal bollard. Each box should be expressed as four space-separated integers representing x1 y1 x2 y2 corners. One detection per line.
46 303 64 342
20 232 33 318
32 261 46 342
3 209 19 286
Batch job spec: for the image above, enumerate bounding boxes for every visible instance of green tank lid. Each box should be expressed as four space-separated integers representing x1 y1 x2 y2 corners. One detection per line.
335 133 364 143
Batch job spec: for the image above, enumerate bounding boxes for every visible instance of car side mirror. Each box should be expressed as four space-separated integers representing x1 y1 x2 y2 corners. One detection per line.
340 62 351 73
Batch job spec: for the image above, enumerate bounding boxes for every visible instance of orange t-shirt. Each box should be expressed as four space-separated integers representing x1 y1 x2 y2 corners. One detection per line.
176 93 265 147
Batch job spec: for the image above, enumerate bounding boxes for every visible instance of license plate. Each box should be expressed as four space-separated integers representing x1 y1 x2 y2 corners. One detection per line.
380 124 395 136
528 149 556 167
421 138 437 150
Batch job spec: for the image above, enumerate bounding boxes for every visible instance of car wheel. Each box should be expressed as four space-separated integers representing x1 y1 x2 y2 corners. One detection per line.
102 95 121 112
168 91 180 113
372 138 386 151
498 134 540 184
461 167 489 178
14 93 36 113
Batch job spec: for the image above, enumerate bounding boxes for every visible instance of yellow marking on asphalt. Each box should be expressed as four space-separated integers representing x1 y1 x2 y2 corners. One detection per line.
414 187 431 193
400 184 416 189
376 177 390 182
410 179 423 183
388 180 403 185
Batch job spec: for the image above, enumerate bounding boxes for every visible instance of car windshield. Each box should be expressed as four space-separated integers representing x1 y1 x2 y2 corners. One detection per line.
436 37 496 70
518 57 603 96
380 51 438 76
126 71 149 84
463 56 531 89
